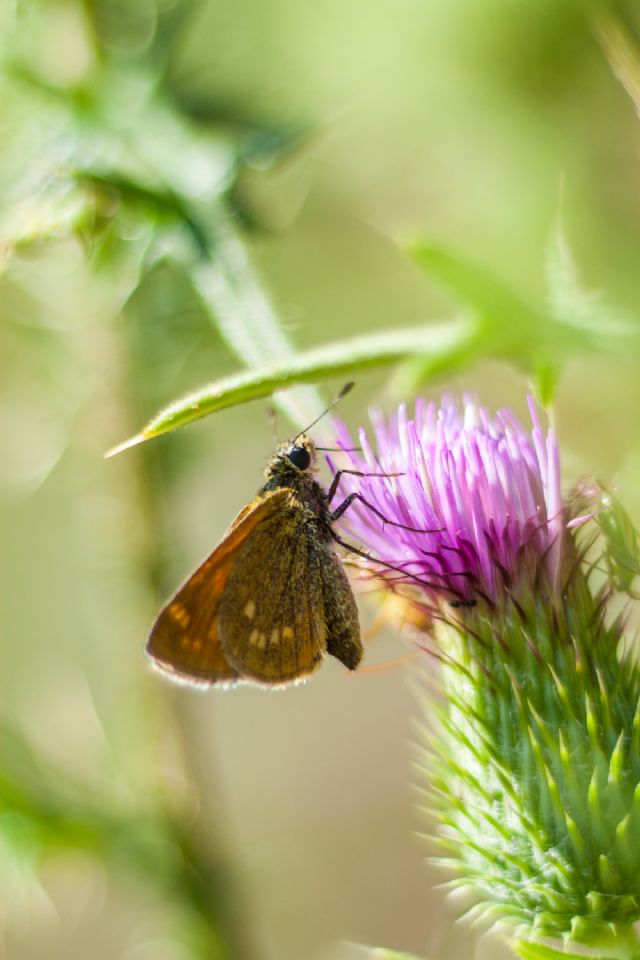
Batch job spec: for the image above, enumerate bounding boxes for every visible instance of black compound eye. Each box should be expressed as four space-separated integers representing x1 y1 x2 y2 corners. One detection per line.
287 445 311 470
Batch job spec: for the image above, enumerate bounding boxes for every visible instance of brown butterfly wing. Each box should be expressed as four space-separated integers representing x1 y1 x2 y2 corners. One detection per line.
146 490 290 686
218 499 327 684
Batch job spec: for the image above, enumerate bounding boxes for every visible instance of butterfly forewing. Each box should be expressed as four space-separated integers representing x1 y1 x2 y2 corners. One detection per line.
147 490 290 685
218 499 327 683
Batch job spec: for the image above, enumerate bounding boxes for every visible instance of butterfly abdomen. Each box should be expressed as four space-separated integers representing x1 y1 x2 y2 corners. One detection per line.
317 540 362 671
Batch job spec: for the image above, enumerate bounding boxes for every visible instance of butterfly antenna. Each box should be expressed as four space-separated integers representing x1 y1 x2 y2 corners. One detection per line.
266 405 279 443
315 446 363 452
294 382 354 441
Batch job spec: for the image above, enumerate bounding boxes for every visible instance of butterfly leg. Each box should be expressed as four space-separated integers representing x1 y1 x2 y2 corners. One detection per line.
328 529 455 597
326 469 402 504
330 492 443 535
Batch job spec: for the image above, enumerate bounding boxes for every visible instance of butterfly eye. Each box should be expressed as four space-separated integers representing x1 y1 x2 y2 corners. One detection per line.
288 446 311 470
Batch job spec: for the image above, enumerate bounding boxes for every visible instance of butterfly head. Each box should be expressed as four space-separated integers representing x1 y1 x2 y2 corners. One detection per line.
284 433 316 471
264 433 317 485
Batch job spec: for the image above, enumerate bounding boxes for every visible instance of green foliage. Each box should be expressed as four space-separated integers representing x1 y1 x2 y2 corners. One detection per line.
0 719 241 959
108 226 640 452
408 239 640 405
6 4 640 453
594 488 640 596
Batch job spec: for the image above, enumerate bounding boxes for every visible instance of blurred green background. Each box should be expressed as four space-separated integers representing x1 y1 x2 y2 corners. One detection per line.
2 1 640 958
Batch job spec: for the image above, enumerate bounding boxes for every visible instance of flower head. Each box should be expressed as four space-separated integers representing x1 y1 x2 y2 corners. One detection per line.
331 395 565 609
330 395 640 952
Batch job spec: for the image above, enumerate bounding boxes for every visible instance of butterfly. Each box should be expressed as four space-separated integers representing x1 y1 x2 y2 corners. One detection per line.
147 387 364 687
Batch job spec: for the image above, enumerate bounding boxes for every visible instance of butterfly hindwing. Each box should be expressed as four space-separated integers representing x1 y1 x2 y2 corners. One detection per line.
146 490 290 685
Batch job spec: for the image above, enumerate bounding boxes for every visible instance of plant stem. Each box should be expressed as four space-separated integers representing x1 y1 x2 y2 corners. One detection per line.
194 202 324 429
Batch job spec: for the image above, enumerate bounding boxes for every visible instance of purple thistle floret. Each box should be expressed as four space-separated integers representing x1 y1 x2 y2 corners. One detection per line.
331 395 568 609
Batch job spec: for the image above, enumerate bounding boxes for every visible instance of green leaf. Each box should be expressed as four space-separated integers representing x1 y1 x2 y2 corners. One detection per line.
532 357 559 408
594 488 640 595
0 178 86 261
544 218 636 343
410 241 540 326
388 334 478 395
75 169 212 259
105 320 471 455
407 239 640 394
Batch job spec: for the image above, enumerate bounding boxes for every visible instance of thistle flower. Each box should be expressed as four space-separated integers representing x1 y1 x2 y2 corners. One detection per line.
331 396 567 610
331 397 640 957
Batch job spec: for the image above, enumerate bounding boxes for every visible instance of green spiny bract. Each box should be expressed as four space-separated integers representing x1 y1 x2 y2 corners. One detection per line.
422 568 640 945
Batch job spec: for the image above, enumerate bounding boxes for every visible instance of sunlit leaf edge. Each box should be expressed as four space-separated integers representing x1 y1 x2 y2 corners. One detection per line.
105 319 471 455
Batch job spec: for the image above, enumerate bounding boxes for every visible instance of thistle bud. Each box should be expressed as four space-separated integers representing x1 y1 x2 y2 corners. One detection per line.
332 398 640 955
